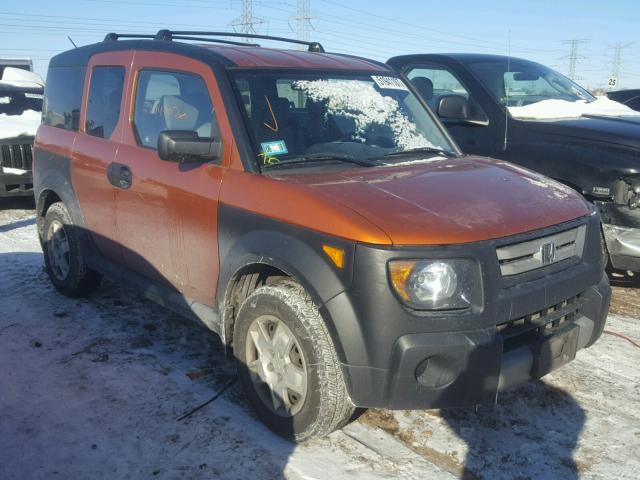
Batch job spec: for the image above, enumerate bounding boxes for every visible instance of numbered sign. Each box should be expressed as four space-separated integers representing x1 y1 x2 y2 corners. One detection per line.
608 77 618 88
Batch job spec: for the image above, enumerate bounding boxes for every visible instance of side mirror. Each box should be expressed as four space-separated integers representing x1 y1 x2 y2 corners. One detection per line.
157 130 220 163
437 95 489 127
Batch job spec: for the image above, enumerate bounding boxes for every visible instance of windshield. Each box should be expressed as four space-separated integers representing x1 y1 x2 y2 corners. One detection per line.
0 89 43 116
467 59 595 108
232 70 456 168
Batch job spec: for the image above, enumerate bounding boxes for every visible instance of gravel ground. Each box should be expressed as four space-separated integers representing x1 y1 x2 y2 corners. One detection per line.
1 198 638 480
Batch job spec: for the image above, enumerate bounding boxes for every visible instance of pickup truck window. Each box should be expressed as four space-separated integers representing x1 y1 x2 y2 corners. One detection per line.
406 67 470 109
86 66 125 140
133 70 218 149
0 89 42 116
467 59 594 108
232 70 455 167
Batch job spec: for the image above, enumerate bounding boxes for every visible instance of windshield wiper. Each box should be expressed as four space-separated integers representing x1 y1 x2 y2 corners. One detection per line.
262 153 378 169
382 146 455 159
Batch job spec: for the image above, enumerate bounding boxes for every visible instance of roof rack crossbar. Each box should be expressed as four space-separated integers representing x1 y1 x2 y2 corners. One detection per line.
104 33 156 42
155 30 324 52
170 35 260 47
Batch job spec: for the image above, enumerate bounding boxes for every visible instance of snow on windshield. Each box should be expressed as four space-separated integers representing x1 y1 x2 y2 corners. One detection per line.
508 97 640 120
0 109 41 138
292 79 435 150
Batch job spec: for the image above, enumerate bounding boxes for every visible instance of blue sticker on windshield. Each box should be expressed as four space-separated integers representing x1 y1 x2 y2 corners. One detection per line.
261 140 288 156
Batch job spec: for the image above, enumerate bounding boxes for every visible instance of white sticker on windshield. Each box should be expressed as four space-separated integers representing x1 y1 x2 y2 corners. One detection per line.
371 75 409 91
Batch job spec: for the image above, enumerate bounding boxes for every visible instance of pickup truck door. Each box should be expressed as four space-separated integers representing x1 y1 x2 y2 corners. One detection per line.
401 63 502 156
113 52 230 306
72 51 131 263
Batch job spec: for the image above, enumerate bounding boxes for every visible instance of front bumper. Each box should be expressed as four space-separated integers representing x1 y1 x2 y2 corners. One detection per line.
0 169 33 197
324 213 609 409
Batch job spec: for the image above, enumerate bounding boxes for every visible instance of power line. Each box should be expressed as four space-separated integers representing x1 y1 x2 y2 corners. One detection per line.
562 39 588 80
290 0 314 48
609 42 633 89
230 0 266 41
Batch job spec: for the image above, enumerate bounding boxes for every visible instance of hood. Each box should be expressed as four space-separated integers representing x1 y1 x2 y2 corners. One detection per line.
276 156 591 245
522 114 640 150
0 109 41 139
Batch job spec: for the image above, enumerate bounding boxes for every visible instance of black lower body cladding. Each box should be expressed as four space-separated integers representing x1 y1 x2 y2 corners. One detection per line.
323 212 609 409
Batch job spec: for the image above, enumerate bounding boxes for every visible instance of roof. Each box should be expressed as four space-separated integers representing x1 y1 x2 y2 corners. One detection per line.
50 38 390 72
387 53 538 67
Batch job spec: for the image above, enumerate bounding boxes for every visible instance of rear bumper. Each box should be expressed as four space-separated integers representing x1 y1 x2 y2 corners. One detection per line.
0 169 33 197
340 274 609 409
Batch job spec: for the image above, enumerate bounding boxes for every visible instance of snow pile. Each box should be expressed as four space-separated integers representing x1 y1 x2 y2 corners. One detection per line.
0 109 41 138
508 97 640 120
293 79 435 150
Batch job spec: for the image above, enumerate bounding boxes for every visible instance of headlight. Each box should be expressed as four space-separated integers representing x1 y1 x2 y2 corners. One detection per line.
388 259 480 310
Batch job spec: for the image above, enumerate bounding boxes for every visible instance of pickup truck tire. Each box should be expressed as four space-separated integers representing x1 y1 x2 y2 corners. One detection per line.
42 202 102 297
233 281 354 441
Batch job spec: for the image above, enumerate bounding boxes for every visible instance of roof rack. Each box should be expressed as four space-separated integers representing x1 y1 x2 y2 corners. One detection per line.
103 30 325 53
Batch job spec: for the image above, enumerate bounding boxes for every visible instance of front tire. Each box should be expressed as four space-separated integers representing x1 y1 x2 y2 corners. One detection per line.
42 202 102 297
233 281 354 442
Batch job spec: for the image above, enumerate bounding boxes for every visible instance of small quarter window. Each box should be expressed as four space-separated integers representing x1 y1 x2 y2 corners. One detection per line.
43 66 85 131
86 66 125 139
133 70 218 149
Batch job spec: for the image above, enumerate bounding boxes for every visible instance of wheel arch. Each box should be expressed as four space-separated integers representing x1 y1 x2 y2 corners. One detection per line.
216 212 357 367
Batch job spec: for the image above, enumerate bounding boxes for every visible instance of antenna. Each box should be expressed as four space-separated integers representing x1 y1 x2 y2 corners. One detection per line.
67 35 78 48
502 29 511 152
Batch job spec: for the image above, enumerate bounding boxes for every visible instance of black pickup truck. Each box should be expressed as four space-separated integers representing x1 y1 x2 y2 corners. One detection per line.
608 89 640 112
388 54 640 275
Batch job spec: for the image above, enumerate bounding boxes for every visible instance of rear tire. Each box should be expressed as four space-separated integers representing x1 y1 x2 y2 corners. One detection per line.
42 202 102 297
233 281 354 442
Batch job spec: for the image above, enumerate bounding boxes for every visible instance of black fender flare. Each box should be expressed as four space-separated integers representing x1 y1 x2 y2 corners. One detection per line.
216 205 359 364
34 149 86 239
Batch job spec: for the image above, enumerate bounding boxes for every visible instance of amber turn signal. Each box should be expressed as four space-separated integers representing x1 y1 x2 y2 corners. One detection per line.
388 260 417 301
322 245 345 269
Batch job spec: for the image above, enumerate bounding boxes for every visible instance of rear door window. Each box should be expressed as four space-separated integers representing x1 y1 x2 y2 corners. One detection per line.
133 70 218 149
85 66 125 139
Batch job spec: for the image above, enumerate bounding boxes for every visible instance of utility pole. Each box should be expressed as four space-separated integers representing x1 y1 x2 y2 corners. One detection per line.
291 0 314 49
609 42 633 89
230 0 265 42
562 39 588 80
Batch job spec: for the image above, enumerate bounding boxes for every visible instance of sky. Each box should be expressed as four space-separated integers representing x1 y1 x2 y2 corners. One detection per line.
1 0 639 90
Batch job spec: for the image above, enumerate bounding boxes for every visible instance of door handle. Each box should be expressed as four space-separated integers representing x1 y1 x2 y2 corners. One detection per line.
107 162 132 190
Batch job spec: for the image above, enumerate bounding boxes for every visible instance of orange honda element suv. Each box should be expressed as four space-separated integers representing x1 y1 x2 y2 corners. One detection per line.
34 31 610 441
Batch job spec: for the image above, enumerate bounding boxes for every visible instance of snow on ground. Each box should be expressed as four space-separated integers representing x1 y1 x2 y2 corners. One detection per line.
508 97 640 120
1 199 639 480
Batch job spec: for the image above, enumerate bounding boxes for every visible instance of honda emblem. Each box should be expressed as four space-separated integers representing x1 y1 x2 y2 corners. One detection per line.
540 241 556 265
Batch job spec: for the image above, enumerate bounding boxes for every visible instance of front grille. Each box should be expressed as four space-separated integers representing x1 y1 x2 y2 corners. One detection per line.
1 142 34 171
498 295 581 352
496 225 586 276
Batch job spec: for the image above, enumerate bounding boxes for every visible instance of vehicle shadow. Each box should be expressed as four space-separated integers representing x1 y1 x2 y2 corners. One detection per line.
0 216 36 232
440 379 585 480
0 196 35 211
0 249 298 479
